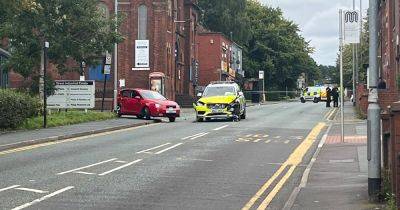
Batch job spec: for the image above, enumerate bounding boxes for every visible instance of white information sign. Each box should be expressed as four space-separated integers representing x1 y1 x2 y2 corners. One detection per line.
259 71 264 79
343 10 360 44
47 80 95 109
135 40 149 69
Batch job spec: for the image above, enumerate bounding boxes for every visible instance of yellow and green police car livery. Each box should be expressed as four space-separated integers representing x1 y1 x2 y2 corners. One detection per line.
193 81 246 122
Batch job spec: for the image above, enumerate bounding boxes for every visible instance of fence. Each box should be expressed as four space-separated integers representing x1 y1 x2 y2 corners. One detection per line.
243 90 299 103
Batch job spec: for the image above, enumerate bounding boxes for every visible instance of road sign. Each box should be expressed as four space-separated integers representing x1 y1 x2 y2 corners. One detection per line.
47 80 95 109
105 52 112 65
103 64 111 75
259 71 264 79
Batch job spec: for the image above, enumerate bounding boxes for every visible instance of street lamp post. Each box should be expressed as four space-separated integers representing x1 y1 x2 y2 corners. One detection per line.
113 0 118 112
43 41 49 128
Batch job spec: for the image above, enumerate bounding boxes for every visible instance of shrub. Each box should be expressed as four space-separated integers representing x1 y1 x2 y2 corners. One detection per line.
0 89 41 129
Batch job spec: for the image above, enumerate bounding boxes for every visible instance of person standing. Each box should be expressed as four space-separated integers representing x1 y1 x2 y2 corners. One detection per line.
332 87 339 107
326 87 332 107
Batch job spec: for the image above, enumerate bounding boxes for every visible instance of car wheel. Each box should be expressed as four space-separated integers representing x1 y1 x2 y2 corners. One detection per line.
241 108 246 119
143 107 151 120
116 104 122 117
313 98 319 103
196 116 203 122
300 98 306 103
169 117 176 122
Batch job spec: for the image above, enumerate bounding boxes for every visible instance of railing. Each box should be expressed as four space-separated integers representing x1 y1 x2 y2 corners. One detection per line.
243 90 299 102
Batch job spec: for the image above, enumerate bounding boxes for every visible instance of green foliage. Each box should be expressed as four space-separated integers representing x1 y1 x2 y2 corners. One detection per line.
319 65 338 84
198 0 321 90
19 110 116 130
0 0 124 78
0 89 41 129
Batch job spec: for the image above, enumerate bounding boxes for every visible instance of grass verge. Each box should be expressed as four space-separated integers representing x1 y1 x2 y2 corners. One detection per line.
18 110 116 130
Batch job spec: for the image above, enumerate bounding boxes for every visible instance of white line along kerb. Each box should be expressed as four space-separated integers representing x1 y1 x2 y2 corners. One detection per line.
99 159 142 176
11 186 74 210
57 158 117 175
213 125 229 131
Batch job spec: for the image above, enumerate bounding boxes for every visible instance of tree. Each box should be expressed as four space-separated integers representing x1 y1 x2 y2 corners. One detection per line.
198 0 250 44
0 0 123 87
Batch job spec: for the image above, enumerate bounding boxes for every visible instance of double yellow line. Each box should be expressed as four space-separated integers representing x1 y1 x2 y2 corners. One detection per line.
242 122 326 210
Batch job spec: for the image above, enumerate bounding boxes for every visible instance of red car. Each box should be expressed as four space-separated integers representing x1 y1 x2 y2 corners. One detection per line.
116 89 180 122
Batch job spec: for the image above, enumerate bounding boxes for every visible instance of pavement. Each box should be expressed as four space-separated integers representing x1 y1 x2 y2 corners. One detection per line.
285 101 384 210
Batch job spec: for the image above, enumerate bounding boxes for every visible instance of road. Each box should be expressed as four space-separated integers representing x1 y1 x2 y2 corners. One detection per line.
0 101 331 210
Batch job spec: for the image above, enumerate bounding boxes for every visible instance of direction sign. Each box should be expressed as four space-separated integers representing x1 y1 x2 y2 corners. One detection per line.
47 80 95 109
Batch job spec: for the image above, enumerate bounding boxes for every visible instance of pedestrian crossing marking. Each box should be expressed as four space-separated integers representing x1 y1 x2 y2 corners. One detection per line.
263 135 269 138
284 140 290 144
253 139 262 143
265 140 271 144
274 136 281 139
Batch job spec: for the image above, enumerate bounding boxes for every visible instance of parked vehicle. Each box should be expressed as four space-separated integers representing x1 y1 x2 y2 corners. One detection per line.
300 86 321 103
117 89 180 122
193 81 246 122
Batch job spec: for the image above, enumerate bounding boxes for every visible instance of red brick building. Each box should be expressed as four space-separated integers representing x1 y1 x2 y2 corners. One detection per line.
6 0 200 108
197 32 236 88
378 0 399 111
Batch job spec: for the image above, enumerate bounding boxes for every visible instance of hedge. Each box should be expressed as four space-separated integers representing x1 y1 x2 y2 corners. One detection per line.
0 89 41 129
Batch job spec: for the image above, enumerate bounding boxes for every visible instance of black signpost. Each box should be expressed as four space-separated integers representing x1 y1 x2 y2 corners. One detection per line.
101 53 112 112
43 41 49 128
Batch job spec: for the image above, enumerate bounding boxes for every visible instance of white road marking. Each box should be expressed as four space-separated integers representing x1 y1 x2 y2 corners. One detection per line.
73 171 96 175
155 143 183 154
274 136 281 139
11 186 74 210
213 125 229 131
15 188 48 194
0 185 20 192
182 133 206 140
98 159 142 176
284 140 290 144
115 160 127 163
190 132 209 140
236 138 250 142
253 139 262 143
136 143 171 154
263 135 269 138
246 134 252 137
253 134 260 137
57 158 117 175
265 140 271 144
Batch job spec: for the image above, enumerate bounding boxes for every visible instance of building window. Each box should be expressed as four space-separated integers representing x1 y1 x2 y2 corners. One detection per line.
138 5 148 40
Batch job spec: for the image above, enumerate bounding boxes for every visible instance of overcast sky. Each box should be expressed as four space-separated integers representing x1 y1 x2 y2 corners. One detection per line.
259 0 368 66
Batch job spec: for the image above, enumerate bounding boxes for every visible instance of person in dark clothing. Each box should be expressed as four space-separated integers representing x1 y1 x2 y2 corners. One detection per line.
326 87 332 107
332 87 339 107
378 77 387 90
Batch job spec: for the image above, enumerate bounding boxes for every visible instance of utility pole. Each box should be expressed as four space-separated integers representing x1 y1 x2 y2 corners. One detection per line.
367 0 381 201
352 0 356 106
339 10 345 143
113 0 118 112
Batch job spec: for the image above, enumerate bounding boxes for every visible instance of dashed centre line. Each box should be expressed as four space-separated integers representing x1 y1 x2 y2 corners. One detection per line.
213 125 230 131
57 158 117 175
136 143 171 154
11 186 74 210
98 159 142 176
15 188 48 194
154 143 183 154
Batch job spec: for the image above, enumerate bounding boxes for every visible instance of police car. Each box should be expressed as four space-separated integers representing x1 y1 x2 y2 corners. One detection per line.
300 86 321 103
